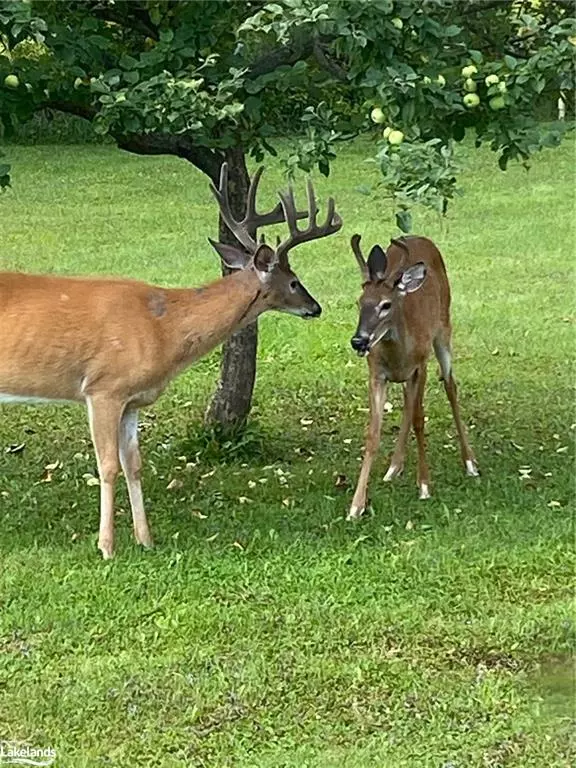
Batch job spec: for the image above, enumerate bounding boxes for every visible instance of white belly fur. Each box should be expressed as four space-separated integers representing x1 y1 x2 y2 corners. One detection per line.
0 393 78 405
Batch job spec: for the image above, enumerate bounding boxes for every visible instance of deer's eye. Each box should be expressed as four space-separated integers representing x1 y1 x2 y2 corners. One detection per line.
379 301 392 314
290 279 299 292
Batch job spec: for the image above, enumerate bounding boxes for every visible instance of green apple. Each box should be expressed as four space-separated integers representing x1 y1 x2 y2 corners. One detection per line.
485 74 500 86
489 95 506 110
436 74 446 87
463 93 480 108
498 81 507 94
388 130 404 145
391 17 403 30
461 65 478 78
370 107 386 124
3 74 19 89
464 78 477 92
382 126 392 139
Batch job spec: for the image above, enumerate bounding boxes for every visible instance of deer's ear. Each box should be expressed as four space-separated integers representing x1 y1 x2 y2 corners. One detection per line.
367 244 388 281
253 243 279 276
208 238 248 270
396 262 427 294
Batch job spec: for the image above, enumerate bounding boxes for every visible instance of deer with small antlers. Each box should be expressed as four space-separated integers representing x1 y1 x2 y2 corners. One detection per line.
0 164 342 558
347 234 478 519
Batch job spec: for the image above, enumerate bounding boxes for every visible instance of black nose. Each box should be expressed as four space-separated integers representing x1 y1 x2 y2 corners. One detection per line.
351 334 369 353
309 303 322 318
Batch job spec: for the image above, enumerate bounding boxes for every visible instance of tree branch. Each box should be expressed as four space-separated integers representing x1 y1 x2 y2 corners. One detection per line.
46 100 97 121
247 36 316 78
44 100 223 181
116 133 224 182
85 1 160 40
313 39 349 82
458 0 515 13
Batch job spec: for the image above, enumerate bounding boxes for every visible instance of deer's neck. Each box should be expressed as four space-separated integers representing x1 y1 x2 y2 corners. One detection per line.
375 313 416 383
164 270 265 368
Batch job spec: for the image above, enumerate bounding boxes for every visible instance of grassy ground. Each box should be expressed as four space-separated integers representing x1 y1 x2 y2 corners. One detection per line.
0 137 574 767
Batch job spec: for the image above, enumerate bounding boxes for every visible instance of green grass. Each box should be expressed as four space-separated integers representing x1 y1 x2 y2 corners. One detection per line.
0 137 574 767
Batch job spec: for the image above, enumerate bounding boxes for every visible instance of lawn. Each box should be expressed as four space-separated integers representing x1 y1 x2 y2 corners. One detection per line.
0 137 573 768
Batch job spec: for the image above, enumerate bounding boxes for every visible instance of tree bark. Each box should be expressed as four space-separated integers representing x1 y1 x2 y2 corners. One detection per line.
204 147 258 430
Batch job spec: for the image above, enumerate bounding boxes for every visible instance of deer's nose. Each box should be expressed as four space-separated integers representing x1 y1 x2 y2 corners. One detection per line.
351 333 370 354
309 302 322 318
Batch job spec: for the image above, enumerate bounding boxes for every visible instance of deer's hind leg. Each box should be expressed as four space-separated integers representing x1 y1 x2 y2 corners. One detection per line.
433 333 479 477
384 367 421 485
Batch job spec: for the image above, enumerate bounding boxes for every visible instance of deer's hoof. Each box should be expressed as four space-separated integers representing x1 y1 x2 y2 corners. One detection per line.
465 459 480 477
347 505 364 520
98 541 115 560
419 484 431 500
384 464 403 482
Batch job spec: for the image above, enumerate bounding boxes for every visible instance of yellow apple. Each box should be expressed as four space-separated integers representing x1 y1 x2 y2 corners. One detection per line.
388 130 404 145
463 93 480 108
3 74 19 89
461 65 478 78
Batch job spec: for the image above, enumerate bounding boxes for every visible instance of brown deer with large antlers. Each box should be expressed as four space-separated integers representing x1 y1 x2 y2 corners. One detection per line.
347 234 478 519
0 165 342 558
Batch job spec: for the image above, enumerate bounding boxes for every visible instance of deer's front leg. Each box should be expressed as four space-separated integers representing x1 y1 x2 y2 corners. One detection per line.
348 368 387 520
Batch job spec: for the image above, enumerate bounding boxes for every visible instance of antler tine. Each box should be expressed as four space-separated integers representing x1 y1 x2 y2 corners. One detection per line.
276 183 342 263
306 179 318 230
245 165 312 233
244 165 264 229
389 237 410 284
278 185 299 233
351 234 370 282
209 162 257 253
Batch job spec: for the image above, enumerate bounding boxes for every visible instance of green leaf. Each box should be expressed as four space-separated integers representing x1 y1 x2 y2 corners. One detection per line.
396 209 412 232
504 55 517 70
119 54 139 71
123 70 139 85
443 25 462 37
159 28 174 44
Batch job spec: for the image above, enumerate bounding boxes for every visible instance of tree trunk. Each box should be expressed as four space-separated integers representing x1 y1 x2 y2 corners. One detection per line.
204 147 258 430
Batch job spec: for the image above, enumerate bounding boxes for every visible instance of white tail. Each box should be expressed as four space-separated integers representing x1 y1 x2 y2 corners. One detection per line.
347 234 478 518
0 165 342 557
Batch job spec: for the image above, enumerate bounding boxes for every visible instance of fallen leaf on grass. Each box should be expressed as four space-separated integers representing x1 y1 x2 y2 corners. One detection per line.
334 474 349 489
4 443 25 454
166 478 183 490
191 509 207 519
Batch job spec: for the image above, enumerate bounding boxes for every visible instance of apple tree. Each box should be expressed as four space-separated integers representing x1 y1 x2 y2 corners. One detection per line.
0 0 574 428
